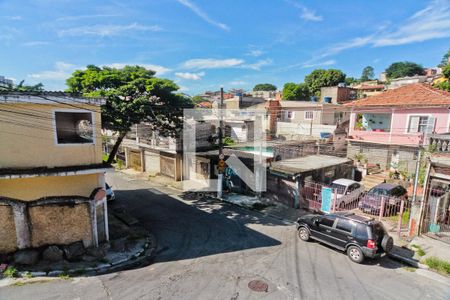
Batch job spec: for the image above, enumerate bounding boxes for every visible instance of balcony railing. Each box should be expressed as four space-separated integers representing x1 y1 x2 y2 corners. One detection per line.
429 134 450 152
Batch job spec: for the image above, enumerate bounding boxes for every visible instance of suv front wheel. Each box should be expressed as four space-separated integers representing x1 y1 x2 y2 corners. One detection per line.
297 227 310 241
347 245 364 263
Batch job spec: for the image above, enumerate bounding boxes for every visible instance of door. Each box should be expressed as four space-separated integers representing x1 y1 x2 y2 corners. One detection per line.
333 218 355 249
315 215 337 244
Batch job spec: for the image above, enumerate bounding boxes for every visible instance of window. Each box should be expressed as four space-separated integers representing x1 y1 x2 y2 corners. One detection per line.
336 219 353 233
407 116 429 133
305 111 313 120
320 215 336 227
287 111 294 119
55 111 94 144
355 224 369 239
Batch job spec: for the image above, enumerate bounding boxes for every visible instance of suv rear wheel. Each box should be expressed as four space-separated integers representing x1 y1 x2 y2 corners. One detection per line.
347 246 364 263
298 227 310 241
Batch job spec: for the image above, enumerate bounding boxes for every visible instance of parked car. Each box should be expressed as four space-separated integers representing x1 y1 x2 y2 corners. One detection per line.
296 212 393 263
330 179 365 208
358 183 407 215
106 183 115 201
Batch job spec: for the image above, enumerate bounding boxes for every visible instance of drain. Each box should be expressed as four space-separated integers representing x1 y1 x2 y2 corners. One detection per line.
248 280 268 292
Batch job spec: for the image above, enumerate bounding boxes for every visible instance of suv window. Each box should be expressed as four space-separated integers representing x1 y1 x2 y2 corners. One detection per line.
355 224 369 239
336 219 353 233
391 186 407 197
320 215 336 227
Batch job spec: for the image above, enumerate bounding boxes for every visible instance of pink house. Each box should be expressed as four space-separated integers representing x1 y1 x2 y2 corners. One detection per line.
344 84 450 173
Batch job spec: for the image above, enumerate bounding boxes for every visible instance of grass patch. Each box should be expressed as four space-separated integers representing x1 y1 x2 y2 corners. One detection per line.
423 256 450 276
387 208 410 224
3 266 18 278
58 273 70 280
22 271 33 279
102 153 109 162
402 266 416 272
411 244 426 257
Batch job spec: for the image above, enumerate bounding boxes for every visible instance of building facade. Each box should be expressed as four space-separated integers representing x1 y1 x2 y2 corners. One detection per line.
0 93 109 254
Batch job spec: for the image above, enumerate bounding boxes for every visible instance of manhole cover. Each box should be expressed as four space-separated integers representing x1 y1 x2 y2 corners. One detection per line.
248 280 268 292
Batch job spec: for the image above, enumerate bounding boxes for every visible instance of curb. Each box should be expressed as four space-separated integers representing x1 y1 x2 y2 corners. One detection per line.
0 233 157 285
387 252 429 269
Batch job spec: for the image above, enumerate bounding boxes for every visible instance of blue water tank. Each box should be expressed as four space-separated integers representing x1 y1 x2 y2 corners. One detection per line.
310 96 318 102
323 96 332 103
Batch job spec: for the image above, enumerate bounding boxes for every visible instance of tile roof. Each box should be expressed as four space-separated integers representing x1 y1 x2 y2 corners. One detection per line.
344 83 450 107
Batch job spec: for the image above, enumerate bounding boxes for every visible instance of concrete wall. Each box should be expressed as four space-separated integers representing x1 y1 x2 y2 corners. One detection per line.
347 141 417 174
0 174 100 201
0 103 102 169
0 205 17 253
277 122 336 138
29 203 93 248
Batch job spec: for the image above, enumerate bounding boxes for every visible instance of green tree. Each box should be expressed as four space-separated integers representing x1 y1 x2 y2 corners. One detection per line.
385 62 424 79
345 77 359 86
0 80 44 93
434 65 450 91
66 65 193 164
253 83 277 91
304 69 346 96
438 49 450 67
192 95 206 104
361 66 375 81
281 82 310 100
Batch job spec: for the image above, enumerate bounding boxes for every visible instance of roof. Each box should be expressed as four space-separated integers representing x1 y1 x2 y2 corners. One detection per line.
353 84 385 90
0 163 112 179
0 92 105 106
344 83 450 108
332 178 357 186
269 155 351 176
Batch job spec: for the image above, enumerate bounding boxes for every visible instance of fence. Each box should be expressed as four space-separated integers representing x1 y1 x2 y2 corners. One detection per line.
300 180 412 240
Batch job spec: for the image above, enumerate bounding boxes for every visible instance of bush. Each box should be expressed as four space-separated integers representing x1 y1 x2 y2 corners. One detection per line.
423 256 450 275
3 266 18 278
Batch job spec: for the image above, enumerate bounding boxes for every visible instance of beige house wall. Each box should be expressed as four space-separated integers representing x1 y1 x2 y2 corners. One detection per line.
0 103 102 169
0 174 100 201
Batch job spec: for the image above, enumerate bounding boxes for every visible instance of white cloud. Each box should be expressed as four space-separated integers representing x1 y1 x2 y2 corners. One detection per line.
300 59 336 69
21 41 50 47
175 71 205 80
247 49 264 57
57 23 161 37
373 0 450 46
308 0 450 62
300 7 323 22
229 80 248 86
5 16 22 21
28 61 76 81
176 0 230 31
181 58 244 69
286 1 323 22
242 59 273 70
55 14 119 22
104 63 171 74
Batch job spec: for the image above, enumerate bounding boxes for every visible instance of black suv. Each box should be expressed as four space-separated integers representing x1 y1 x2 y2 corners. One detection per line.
296 212 393 263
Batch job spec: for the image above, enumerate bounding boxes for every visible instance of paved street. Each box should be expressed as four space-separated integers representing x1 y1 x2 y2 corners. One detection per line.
1 171 449 300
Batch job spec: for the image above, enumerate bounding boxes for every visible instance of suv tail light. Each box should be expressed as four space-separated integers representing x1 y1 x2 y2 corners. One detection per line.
367 239 376 249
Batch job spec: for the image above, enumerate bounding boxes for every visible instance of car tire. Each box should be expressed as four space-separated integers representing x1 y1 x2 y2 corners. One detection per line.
381 235 394 253
347 245 364 263
297 227 310 241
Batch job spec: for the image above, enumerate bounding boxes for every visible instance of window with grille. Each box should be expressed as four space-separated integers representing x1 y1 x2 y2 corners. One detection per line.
305 111 313 120
407 116 429 133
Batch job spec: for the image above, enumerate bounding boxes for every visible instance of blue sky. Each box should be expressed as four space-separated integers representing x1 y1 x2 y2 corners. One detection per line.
1 0 449 95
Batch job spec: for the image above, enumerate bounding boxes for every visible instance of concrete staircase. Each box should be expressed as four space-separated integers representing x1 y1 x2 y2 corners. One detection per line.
362 172 388 191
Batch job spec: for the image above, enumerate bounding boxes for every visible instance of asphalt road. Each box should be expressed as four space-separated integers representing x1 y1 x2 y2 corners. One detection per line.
1 171 449 300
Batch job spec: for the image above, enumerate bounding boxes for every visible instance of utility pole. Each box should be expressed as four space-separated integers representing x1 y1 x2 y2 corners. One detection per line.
217 87 224 199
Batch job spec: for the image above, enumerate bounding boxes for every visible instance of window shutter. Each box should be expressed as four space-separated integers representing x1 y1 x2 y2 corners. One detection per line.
425 116 436 134
408 116 420 133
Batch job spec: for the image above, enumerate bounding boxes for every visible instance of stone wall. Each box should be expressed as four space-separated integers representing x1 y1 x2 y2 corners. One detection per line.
0 204 17 253
29 203 93 248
